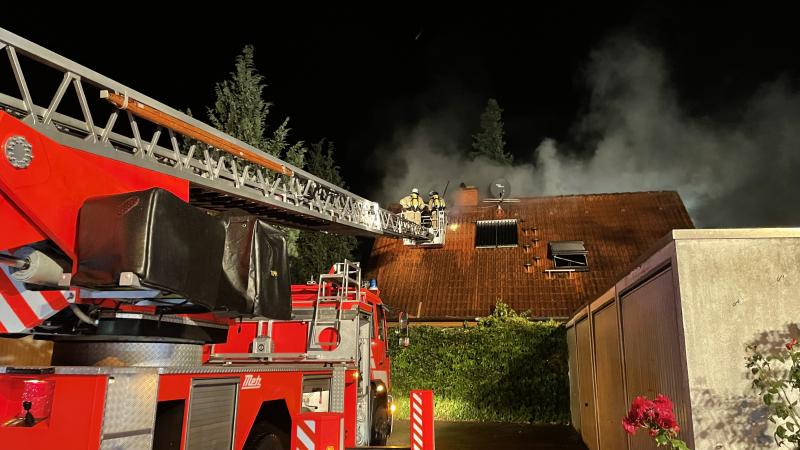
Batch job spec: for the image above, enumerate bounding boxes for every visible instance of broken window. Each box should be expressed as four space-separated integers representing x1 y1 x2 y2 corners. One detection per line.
475 219 519 248
548 240 589 271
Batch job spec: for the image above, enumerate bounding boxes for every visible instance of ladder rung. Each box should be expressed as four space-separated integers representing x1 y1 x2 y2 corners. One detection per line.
318 274 360 286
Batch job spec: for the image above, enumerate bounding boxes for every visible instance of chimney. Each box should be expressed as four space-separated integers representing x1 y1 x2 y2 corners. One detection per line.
454 183 479 207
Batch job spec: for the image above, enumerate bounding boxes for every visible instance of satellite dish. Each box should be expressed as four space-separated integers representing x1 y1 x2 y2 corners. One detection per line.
483 178 519 207
489 178 511 199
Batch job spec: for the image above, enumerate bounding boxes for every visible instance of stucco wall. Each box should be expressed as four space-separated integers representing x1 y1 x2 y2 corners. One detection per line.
677 236 800 449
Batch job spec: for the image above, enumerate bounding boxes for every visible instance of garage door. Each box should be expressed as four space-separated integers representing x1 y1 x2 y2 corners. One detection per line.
576 317 597 450
621 268 690 450
592 301 627 450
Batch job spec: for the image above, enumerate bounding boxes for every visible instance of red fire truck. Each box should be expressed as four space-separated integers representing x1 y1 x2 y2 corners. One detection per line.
0 27 435 450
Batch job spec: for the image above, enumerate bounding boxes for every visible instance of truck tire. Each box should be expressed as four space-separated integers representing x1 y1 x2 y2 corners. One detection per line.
370 403 391 445
244 421 285 450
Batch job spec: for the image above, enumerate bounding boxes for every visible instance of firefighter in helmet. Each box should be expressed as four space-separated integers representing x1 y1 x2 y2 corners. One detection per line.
399 188 425 224
428 191 446 229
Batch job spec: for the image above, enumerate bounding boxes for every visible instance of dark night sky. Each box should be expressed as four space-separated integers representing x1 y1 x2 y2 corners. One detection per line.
3 5 800 224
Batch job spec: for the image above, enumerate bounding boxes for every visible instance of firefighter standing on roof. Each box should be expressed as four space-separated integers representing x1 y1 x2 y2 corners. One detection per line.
428 191 446 229
399 188 425 224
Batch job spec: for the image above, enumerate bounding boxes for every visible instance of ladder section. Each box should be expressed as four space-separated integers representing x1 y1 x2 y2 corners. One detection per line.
308 260 362 352
0 28 432 241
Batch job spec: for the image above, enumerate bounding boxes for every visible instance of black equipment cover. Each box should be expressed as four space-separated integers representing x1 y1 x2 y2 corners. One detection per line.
74 188 226 310
218 216 291 319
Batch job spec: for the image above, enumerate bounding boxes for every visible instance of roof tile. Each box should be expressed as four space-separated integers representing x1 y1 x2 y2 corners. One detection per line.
367 191 693 319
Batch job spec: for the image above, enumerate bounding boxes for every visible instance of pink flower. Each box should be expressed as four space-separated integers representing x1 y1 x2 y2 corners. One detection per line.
622 418 636 435
658 414 678 432
626 396 654 425
653 394 674 413
622 394 681 436
787 338 797 351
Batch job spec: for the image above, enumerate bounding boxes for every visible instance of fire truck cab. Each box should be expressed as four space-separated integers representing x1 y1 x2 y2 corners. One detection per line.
209 261 396 446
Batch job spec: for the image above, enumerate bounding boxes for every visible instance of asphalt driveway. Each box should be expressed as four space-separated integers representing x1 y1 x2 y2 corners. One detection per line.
387 419 588 450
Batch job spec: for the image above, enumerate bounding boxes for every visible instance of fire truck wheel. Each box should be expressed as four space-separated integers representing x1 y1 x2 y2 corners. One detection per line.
244 422 285 450
370 404 390 445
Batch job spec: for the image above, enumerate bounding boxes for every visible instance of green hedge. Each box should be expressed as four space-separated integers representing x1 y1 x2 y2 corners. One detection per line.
388 302 570 423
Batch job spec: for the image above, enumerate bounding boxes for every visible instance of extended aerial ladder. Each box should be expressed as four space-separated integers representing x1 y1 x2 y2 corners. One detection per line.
0 27 431 243
0 26 438 335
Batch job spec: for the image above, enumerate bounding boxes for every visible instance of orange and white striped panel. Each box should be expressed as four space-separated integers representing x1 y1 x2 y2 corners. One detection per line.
292 413 342 450
0 264 73 333
295 419 316 450
410 390 435 450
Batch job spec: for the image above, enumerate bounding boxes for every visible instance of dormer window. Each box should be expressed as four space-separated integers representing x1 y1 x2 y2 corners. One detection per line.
548 241 588 271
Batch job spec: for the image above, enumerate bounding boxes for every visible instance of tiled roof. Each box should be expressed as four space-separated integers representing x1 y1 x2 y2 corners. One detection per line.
366 191 694 319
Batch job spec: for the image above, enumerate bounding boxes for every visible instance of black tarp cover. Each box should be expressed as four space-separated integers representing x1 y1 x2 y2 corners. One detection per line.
74 189 292 318
218 215 291 319
74 188 226 310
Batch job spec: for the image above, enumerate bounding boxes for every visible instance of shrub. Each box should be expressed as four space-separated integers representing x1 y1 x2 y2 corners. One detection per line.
389 301 569 423
746 337 800 447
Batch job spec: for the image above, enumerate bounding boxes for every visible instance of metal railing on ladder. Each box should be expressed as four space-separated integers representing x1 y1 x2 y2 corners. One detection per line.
0 27 433 242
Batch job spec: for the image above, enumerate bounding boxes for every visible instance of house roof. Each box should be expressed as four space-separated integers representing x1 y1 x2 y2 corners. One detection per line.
366 191 694 320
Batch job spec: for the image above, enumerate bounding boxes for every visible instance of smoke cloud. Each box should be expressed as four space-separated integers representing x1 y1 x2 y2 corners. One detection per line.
374 36 800 227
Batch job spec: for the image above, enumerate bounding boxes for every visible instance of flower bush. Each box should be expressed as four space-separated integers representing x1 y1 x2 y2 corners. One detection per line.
622 394 689 449
746 337 800 447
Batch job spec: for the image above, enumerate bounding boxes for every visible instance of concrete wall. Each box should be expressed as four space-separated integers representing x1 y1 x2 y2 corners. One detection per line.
676 233 800 448
567 229 800 450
